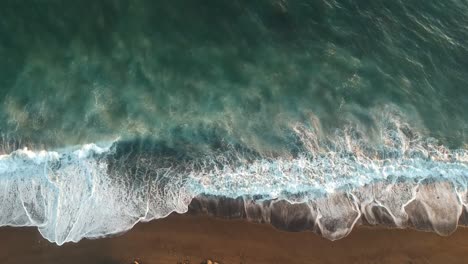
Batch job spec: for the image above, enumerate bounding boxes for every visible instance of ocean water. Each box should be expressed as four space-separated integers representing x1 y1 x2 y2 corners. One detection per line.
0 0 467 244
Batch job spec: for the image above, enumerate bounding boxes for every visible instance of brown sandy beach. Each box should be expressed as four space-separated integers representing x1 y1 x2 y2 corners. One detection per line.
1 213 468 264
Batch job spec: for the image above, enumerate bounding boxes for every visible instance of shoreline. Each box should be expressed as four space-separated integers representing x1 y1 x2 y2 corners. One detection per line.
1 137 467 245
2 213 468 264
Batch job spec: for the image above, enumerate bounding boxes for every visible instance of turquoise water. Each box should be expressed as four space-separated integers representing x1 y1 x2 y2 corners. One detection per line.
0 0 467 244
1 0 467 151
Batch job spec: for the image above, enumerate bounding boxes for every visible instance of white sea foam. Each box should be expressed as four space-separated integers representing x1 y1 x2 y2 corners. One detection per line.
0 143 193 244
0 111 467 244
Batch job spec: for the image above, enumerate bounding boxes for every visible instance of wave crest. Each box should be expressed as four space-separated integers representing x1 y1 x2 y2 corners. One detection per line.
0 110 467 244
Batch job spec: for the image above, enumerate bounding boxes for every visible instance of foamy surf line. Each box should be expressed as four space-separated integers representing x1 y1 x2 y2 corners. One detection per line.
0 118 467 245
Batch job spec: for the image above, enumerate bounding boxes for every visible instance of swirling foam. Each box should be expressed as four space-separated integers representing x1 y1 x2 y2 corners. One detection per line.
0 113 467 244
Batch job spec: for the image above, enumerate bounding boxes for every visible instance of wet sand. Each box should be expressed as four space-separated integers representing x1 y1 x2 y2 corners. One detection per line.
1 213 468 264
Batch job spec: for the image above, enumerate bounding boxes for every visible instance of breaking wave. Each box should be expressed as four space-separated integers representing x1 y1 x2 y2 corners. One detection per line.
0 109 467 245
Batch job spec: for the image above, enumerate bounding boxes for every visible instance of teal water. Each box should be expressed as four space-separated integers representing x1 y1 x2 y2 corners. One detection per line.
0 0 467 244
1 0 467 151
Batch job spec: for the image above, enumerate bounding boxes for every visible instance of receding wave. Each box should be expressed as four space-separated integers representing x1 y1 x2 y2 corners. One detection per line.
1 108 466 245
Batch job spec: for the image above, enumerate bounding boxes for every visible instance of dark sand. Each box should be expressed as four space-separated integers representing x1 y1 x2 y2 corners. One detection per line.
1 214 468 264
